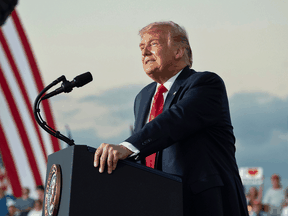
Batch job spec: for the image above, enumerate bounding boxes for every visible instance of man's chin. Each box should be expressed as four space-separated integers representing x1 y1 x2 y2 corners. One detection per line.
143 67 152 74
145 71 159 82
145 70 156 78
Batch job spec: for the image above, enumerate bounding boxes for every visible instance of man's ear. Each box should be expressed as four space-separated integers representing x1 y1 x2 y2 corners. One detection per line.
174 46 185 60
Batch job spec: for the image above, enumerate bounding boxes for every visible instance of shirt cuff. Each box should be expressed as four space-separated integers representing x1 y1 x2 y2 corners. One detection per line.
119 141 139 157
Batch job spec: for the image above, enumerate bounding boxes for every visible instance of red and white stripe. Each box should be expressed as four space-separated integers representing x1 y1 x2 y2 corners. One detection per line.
0 10 60 197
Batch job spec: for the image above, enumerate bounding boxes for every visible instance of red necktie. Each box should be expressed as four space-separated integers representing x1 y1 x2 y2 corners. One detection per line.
145 84 168 168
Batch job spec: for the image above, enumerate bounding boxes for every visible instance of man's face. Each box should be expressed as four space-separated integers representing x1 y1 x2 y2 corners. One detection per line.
22 188 28 195
8 206 16 214
34 201 42 211
139 31 176 80
271 178 280 187
37 189 44 200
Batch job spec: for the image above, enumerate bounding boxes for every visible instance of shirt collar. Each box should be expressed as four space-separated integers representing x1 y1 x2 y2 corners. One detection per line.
156 69 183 92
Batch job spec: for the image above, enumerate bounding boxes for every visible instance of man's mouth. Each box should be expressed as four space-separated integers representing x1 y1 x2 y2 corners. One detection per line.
145 59 155 64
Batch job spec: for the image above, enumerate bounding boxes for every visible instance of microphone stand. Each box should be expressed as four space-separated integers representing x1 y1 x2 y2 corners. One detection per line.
34 75 75 146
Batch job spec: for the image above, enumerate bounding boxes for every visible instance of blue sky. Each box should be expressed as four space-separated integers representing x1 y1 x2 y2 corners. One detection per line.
15 0 288 194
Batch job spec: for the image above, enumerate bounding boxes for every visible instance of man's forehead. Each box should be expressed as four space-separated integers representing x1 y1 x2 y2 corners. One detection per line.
140 31 167 43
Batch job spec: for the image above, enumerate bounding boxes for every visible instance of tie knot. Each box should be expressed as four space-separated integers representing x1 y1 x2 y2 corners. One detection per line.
157 84 168 94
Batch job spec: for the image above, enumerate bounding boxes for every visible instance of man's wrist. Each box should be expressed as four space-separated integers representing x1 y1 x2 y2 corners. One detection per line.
119 142 139 157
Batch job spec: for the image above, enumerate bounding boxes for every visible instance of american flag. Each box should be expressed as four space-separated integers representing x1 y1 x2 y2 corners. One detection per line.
0 10 60 197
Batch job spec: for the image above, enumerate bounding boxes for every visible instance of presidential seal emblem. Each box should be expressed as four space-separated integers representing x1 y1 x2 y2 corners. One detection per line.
45 164 62 216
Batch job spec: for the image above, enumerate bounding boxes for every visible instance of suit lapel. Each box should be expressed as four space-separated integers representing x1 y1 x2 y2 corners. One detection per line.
163 66 193 111
135 82 157 132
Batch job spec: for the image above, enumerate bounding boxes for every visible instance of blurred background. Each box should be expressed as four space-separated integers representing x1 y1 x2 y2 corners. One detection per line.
1 0 287 199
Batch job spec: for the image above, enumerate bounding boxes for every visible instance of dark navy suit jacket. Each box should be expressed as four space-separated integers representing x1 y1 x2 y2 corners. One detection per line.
125 66 248 215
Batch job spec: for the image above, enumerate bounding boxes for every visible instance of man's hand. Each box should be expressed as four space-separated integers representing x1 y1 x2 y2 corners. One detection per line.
94 143 133 174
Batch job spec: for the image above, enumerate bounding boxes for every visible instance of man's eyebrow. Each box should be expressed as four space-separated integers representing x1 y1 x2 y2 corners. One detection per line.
139 39 159 47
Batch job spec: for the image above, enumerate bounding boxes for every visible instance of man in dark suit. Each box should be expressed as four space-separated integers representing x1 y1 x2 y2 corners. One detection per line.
94 21 249 216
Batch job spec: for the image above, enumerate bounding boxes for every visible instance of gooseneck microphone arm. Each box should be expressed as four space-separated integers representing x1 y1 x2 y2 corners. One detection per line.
33 72 93 146
34 75 75 146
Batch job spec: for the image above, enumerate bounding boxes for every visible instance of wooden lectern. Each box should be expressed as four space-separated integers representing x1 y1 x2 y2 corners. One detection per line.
43 145 183 216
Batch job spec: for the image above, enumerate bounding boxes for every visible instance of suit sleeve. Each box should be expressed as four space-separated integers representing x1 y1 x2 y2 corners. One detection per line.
125 72 226 160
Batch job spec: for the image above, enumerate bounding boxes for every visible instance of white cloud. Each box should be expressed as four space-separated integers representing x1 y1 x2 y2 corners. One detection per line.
270 130 288 145
94 122 130 139
256 95 275 105
50 93 134 140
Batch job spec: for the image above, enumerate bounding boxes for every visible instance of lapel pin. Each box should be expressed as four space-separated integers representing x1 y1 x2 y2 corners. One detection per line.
173 91 177 95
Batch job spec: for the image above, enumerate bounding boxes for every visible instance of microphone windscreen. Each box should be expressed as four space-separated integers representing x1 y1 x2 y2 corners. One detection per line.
73 72 93 87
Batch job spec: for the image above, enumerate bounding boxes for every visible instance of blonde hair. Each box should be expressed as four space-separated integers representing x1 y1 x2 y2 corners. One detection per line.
139 21 193 68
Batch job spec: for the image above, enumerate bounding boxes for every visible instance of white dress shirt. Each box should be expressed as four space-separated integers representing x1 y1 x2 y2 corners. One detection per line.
120 69 183 156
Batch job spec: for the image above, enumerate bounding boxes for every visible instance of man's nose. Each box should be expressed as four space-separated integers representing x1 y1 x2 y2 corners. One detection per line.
142 46 151 57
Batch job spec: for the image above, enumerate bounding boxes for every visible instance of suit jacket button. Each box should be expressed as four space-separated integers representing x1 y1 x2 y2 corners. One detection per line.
142 139 150 145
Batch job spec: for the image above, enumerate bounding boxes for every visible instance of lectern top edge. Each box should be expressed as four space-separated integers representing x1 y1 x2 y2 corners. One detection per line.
82 144 182 183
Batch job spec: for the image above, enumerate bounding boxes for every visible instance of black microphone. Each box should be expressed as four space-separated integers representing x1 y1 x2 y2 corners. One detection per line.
42 72 93 100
